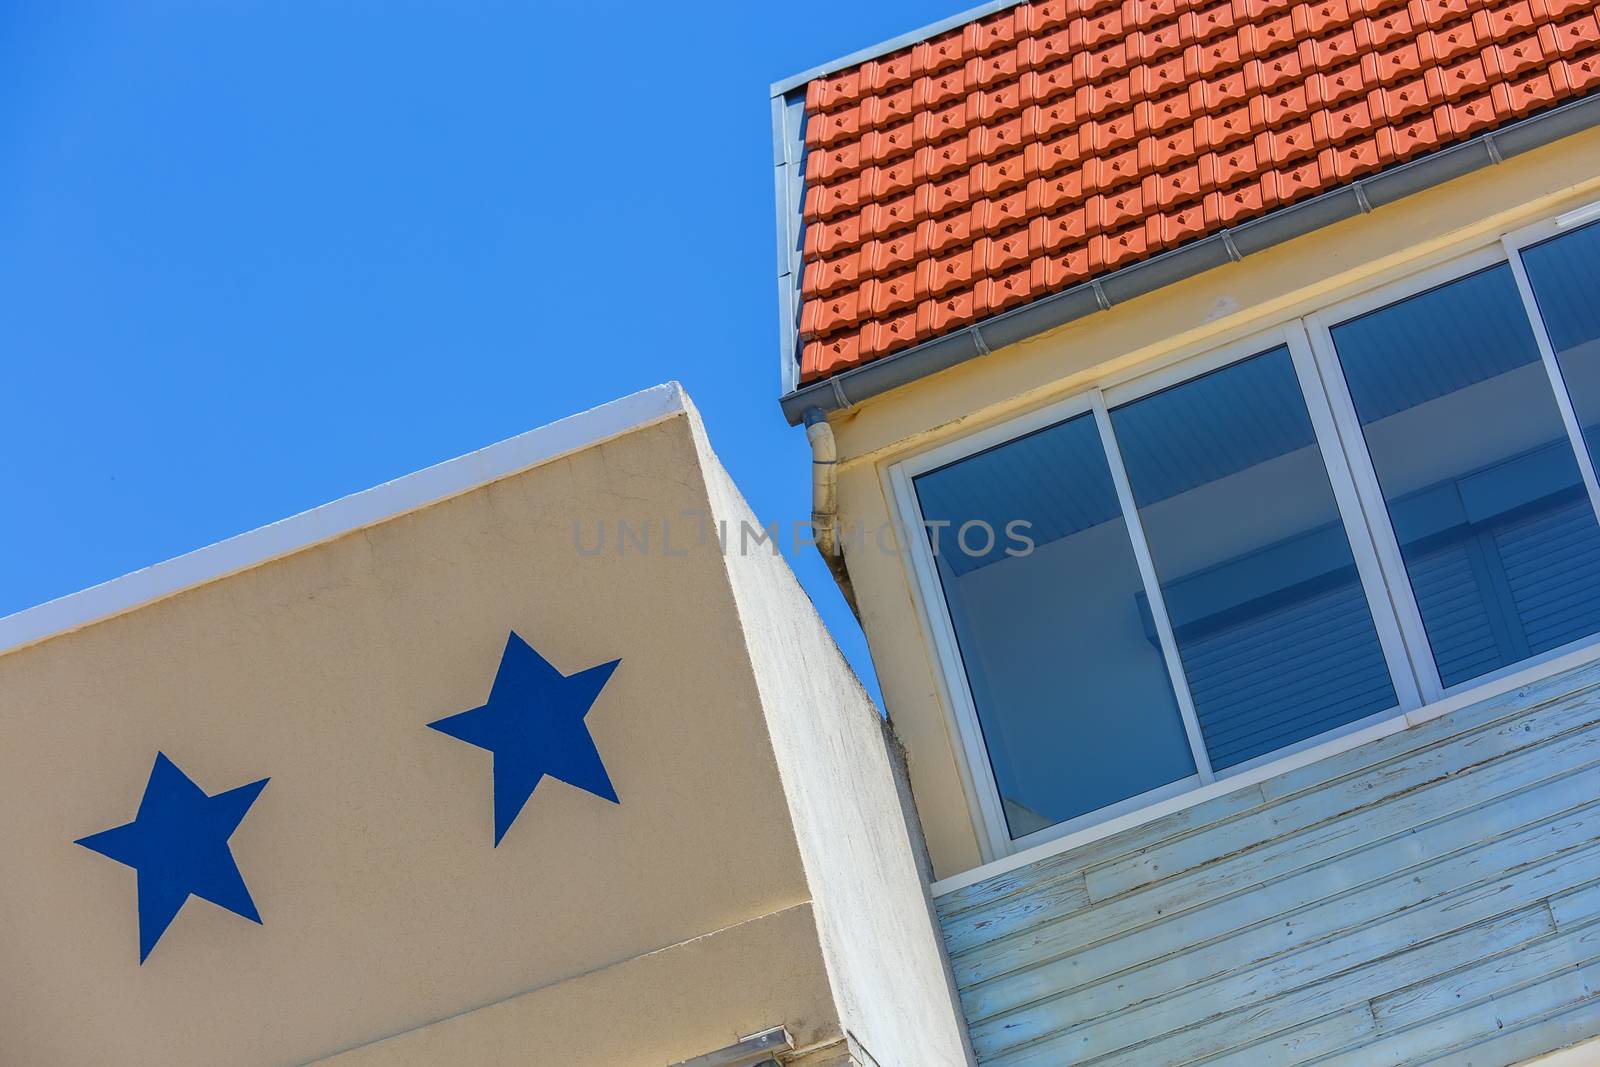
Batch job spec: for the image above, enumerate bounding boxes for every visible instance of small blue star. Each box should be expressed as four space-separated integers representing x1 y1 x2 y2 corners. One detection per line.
75 753 269 963
429 631 621 846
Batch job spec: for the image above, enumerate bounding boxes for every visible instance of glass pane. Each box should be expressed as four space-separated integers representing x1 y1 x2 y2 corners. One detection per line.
1111 348 1398 771
1329 264 1600 688
914 413 1196 838
1521 219 1600 466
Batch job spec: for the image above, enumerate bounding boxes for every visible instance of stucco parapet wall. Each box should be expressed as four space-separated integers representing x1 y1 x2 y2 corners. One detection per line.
0 382 690 657
0 386 969 1067
308 903 838 1067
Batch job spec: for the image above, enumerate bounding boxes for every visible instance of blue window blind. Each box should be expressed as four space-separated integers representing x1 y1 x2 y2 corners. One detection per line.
1330 264 1600 688
1110 347 1398 770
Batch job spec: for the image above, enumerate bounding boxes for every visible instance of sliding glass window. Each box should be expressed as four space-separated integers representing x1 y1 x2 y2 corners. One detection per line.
1109 348 1398 770
914 413 1197 839
1326 265 1600 689
904 215 1600 850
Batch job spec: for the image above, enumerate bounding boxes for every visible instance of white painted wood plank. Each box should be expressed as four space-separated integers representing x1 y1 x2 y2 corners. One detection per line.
936 785 1269 924
1197 1007 1381 1067
937 875 1089 959
967 832 1600 1055
1551 883 1600 930
1084 690 1600 900
949 699 1600 965
954 733 1600 991
1372 918 1600 1029
1312 961 1600 1067
962 772 1598 1022
976 906 1554 1061
960 723 1600 972
988 910 1548 1066
1415 995 1600 1067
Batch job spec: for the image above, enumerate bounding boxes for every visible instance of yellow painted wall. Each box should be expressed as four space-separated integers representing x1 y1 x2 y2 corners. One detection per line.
824 128 1600 880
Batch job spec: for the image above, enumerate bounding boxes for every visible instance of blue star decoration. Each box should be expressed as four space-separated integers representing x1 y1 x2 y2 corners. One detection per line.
75 752 269 963
428 631 621 846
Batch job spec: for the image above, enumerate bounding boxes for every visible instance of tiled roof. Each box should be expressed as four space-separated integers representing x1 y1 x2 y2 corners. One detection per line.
785 0 1600 384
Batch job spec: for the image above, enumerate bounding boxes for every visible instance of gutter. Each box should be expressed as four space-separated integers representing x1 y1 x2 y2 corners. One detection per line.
777 92 1600 426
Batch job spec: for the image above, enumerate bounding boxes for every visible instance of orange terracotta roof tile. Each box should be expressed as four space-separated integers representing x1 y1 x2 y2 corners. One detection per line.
780 0 1600 385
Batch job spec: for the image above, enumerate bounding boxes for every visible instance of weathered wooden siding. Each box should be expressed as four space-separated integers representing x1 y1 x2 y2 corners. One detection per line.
936 660 1600 1065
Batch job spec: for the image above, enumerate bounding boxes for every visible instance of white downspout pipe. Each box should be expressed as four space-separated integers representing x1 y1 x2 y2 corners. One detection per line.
804 406 859 618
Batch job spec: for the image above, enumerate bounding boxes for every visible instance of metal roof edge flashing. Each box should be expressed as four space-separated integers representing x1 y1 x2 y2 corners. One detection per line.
777 93 1600 426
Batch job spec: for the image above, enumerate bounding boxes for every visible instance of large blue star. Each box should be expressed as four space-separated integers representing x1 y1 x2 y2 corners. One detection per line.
75 753 269 963
429 631 621 846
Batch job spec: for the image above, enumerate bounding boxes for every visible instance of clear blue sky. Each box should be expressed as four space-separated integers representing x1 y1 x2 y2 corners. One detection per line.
0 1 968 706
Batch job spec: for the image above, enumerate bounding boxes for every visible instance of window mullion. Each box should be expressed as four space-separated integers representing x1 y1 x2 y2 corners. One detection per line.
1282 321 1425 713
1502 235 1600 530
1090 390 1216 783
1299 314 1446 704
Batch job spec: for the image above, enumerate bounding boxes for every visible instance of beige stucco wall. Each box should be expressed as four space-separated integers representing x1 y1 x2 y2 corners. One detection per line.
0 401 967 1066
311 902 838 1067
823 127 1600 881
693 413 974 1067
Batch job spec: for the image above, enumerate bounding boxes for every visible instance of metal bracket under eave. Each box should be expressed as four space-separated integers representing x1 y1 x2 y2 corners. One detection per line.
668 1026 794 1067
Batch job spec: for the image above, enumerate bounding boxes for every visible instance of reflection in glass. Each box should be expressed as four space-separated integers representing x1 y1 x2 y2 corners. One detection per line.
1110 348 1397 770
915 413 1196 838
1330 264 1600 687
1522 220 1600 467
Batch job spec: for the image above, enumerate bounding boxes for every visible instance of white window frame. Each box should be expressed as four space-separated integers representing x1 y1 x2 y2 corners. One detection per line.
1503 211 1600 528
889 198 1600 864
1301 246 1510 704
888 390 1101 859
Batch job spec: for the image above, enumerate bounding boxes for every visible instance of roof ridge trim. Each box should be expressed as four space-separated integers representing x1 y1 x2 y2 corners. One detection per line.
0 382 689 658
